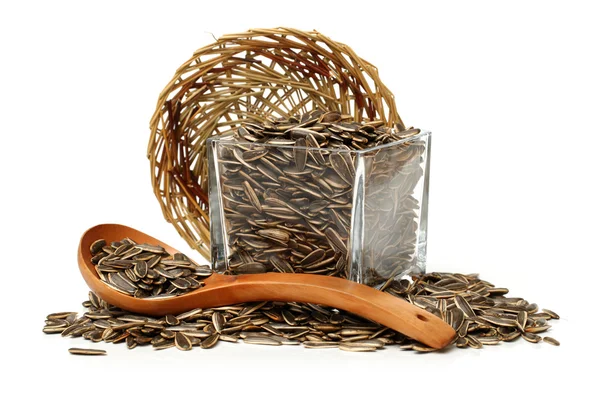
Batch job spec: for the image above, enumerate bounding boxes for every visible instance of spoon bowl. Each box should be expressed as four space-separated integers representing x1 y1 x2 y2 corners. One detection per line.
78 224 456 349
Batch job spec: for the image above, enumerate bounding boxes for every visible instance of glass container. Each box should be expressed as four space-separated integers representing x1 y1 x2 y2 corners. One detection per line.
208 131 431 287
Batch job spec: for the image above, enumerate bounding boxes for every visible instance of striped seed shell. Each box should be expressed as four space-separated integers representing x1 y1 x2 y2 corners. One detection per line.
68 348 106 356
543 336 560 346
522 332 542 343
134 260 148 278
455 295 476 318
244 336 281 346
200 333 220 349
541 309 560 320
212 312 225 333
293 138 308 171
175 332 192 351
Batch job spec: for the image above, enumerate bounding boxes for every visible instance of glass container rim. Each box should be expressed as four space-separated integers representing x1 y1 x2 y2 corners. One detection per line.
208 130 431 154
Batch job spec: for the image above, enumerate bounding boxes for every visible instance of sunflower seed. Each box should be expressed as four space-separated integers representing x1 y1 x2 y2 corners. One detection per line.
242 181 262 212
522 332 542 343
478 336 501 345
161 330 176 339
525 325 551 333
324 228 346 254
411 344 438 352
516 310 527 332
47 312 77 320
303 341 339 349
244 336 281 346
234 262 266 274
269 256 294 273
176 308 203 320
134 261 148 278
543 336 560 346
154 341 175 350
68 348 106 356
134 244 166 254
90 240 106 256
343 340 385 349
281 310 297 326
455 295 476 318
294 138 308 171
43 326 67 334
212 312 225 333
339 344 376 352
200 334 220 349
466 335 483 349
175 332 192 351
171 278 191 290
541 309 560 320
219 334 239 343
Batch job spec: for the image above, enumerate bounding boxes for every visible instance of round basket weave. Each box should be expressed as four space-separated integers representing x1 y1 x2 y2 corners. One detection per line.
148 27 403 259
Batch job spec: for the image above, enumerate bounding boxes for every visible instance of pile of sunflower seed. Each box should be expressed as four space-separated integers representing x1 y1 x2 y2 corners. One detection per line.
215 109 427 285
90 238 212 298
44 272 559 354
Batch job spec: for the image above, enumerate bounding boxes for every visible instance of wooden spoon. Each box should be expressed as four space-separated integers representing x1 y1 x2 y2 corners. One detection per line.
78 224 456 349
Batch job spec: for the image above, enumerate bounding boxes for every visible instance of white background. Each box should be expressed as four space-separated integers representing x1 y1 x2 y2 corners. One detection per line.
1 0 598 397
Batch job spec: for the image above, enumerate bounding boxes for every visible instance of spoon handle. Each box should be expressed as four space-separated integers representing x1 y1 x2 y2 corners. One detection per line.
123 273 456 349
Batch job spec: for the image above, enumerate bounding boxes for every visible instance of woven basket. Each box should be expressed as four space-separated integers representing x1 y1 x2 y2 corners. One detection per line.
148 27 403 259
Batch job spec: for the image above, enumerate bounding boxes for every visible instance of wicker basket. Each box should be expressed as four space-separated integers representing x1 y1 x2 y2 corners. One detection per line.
148 27 403 259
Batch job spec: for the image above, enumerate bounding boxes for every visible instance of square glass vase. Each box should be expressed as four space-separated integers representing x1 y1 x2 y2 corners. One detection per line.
207 130 431 287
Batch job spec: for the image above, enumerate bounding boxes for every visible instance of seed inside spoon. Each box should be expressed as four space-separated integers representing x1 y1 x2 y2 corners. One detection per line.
91 237 213 299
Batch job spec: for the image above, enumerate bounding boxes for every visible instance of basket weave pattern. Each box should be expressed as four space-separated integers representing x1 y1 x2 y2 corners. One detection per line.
148 28 402 258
